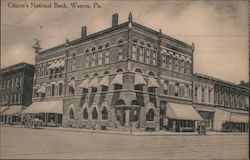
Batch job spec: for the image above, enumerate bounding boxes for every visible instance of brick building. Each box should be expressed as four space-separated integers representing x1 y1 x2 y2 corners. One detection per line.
193 73 249 132
25 13 203 131
0 62 35 124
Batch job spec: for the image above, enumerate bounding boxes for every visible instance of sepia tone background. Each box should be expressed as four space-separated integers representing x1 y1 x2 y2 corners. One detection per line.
1 0 248 83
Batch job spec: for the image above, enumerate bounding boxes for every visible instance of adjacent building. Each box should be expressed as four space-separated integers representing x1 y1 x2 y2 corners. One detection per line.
193 73 249 132
0 62 35 124
25 13 203 131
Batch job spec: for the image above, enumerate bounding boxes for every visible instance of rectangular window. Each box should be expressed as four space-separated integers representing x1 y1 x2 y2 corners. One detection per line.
148 87 156 93
139 46 144 62
186 62 190 74
174 83 179 96
92 53 96 67
146 49 150 64
98 52 103 65
152 51 156 65
163 81 168 95
180 60 184 72
184 85 189 98
135 84 143 91
85 54 89 68
169 57 172 70
132 44 137 60
51 84 55 96
114 84 122 90
105 50 110 64
195 87 198 101
118 47 123 61
208 89 212 103
59 83 63 96
162 54 166 68
201 88 205 102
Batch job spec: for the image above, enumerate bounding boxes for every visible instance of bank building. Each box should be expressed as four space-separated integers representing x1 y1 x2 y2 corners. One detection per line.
22 13 248 132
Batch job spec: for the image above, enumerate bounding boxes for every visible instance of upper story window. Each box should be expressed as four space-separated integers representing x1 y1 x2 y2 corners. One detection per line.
163 81 169 95
85 54 89 68
105 50 110 64
174 83 179 96
208 89 212 103
71 53 76 71
139 41 144 63
152 51 157 66
98 51 103 65
118 40 123 61
194 86 198 101
132 43 137 60
162 53 166 68
59 83 63 96
201 88 205 102
184 85 189 98
51 84 55 96
92 52 96 67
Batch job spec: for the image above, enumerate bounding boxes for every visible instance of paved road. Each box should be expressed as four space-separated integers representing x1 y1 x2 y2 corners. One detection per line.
0 127 248 159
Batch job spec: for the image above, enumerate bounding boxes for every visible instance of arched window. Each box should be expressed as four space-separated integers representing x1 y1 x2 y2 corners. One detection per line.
146 108 155 121
116 99 125 106
69 108 74 119
101 107 108 120
135 68 142 73
148 71 155 77
116 68 123 73
91 47 96 52
92 107 98 120
83 108 88 120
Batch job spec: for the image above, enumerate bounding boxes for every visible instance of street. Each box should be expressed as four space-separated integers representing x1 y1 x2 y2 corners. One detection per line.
0 127 248 159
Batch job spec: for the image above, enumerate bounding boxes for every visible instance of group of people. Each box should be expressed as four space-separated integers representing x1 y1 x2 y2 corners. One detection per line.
197 122 206 135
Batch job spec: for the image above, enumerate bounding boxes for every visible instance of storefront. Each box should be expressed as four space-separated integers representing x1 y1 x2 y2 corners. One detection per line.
214 107 249 132
194 105 215 130
22 100 63 127
0 106 23 124
166 103 203 132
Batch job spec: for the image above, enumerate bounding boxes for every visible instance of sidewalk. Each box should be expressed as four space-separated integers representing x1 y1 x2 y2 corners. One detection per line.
1 124 247 136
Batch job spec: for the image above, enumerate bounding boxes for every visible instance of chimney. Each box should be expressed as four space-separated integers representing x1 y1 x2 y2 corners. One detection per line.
112 13 118 27
81 26 87 38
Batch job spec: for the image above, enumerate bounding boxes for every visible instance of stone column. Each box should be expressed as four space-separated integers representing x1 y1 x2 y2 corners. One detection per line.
125 109 130 126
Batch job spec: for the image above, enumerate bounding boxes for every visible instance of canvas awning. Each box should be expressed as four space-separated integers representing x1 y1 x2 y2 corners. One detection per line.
111 74 123 85
48 62 56 70
79 79 89 89
1 105 23 115
193 105 216 113
148 77 160 88
167 103 203 121
230 113 248 123
53 61 61 68
59 60 65 68
134 74 147 85
22 100 63 114
99 76 109 87
0 106 9 114
37 86 46 94
89 77 98 88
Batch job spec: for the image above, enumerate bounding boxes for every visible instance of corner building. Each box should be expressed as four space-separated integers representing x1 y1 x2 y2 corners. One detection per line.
31 13 202 131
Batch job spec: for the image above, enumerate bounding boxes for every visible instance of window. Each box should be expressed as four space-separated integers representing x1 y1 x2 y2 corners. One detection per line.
164 81 168 95
59 83 63 96
114 84 122 90
180 60 184 72
186 62 190 74
101 86 108 92
98 51 103 65
18 93 21 103
72 54 76 71
169 56 173 70
152 51 156 65
174 58 179 71
162 54 166 68
132 44 137 60
146 49 150 64
51 84 55 96
184 85 189 98
15 93 18 103
83 108 88 120
135 84 143 91
92 108 98 120
146 109 155 121
201 88 205 102
101 107 108 120
85 54 89 68
92 53 96 67
208 89 212 103
195 87 198 101
148 87 156 93
69 108 74 119
105 50 110 64
174 83 179 96
118 46 123 61
139 46 144 62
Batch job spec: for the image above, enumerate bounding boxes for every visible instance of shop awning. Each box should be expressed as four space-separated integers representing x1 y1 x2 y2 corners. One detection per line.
167 103 203 121
37 86 46 94
134 74 147 85
48 62 55 70
22 100 63 114
53 61 61 68
148 77 160 88
111 74 123 85
79 79 89 89
59 60 65 68
99 76 109 87
1 105 23 115
89 77 98 88
193 105 216 112
231 113 248 123
0 106 9 114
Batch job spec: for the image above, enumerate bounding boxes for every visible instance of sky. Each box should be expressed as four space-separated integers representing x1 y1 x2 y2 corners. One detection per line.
1 0 249 84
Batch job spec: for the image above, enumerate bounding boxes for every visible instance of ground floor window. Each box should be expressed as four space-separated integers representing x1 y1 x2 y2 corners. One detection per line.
222 121 248 132
83 108 88 120
146 109 155 121
101 107 108 120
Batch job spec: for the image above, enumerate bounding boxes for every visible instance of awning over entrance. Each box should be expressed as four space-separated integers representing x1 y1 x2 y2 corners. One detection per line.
22 100 63 114
167 103 203 121
148 77 160 88
99 76 109 87
134 74 147 85
0 106 9 114
111 74 123 85
79 79 89 89
89 77 98 88
193 105 216 112
218 108 249 123
1 105 23 115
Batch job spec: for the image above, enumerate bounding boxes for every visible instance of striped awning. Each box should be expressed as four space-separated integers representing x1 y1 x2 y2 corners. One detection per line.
48 62 56 70
111 74 123 85
99 76 109 87
134 74 147 85
59 60 65 68
148 77 160 88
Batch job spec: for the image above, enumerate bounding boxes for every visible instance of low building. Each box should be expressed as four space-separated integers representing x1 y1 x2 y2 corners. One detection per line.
193 73 249 132
0 63 35 124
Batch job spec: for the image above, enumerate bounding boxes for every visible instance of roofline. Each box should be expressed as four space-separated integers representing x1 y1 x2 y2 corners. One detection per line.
1 62 34 73
39 22 129 54
194 73 249 90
